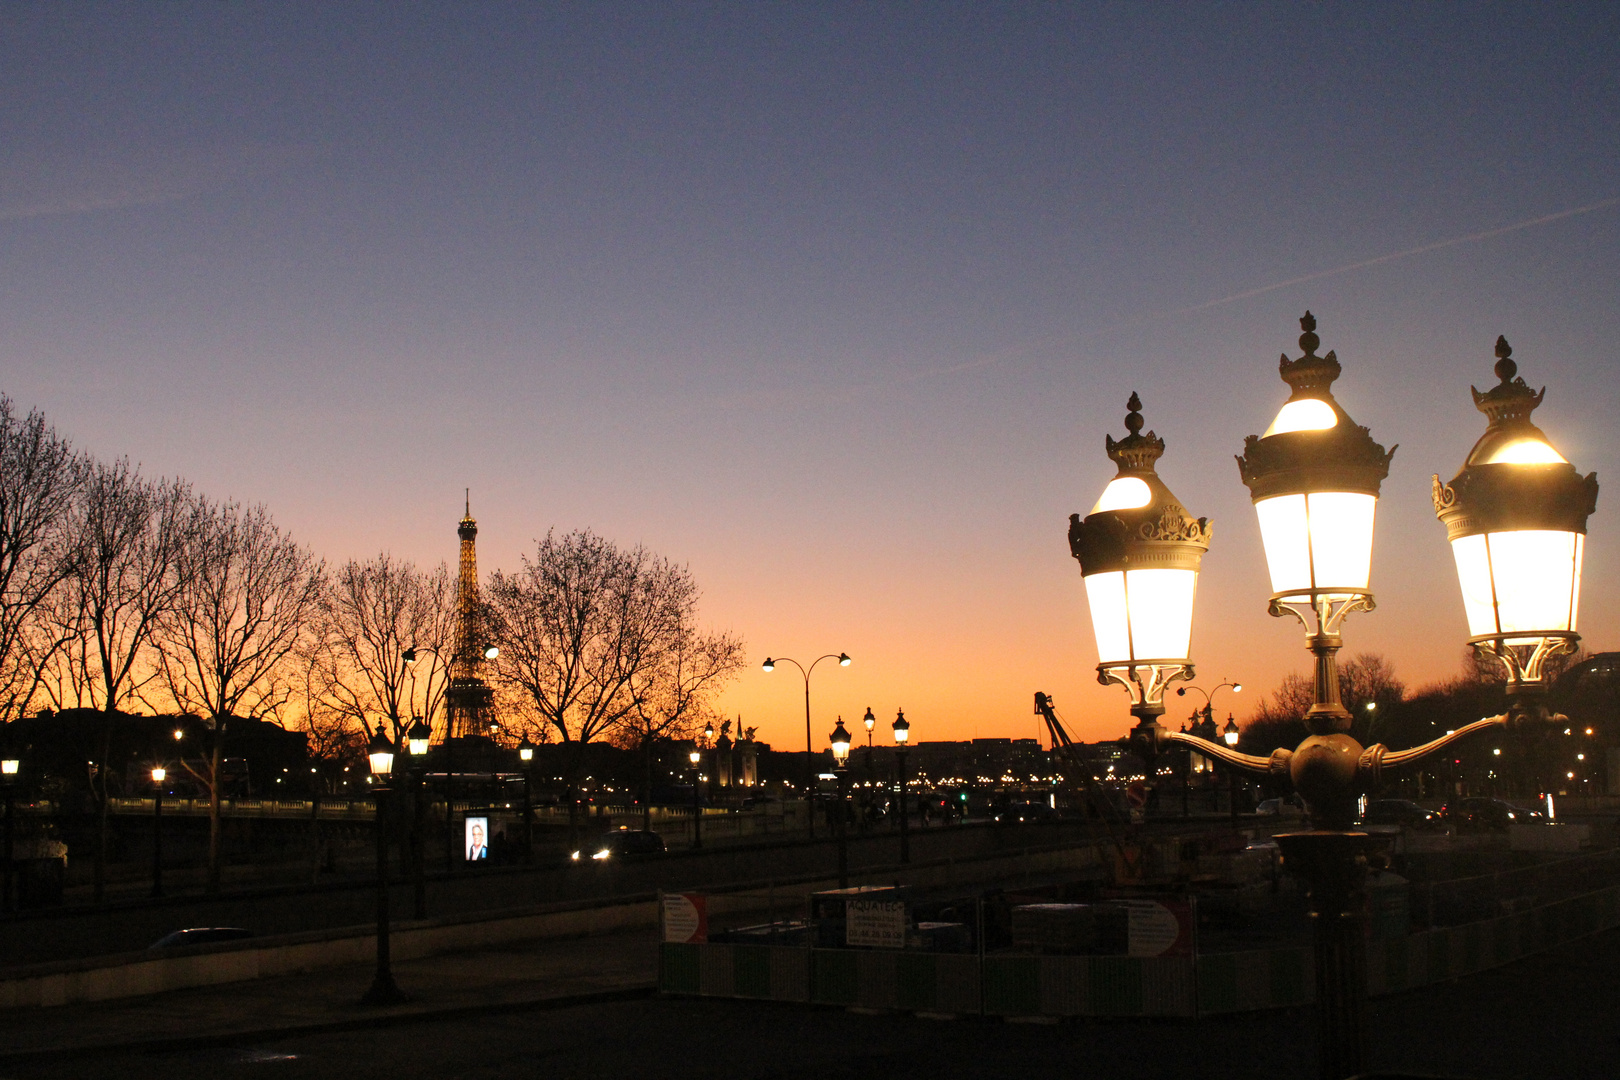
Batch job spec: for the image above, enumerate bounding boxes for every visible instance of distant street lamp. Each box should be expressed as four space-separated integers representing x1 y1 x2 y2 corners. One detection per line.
0 753 16 913
892 709 911 864
830 718 852 888
688 744 704 851
406 718 431 918
762 652 850 838
150 766 166 899
518 737 536 862
362 730 406 1005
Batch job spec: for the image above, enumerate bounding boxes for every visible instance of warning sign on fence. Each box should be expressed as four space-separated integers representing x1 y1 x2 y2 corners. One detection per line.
662 893 708 943
846 899 907 948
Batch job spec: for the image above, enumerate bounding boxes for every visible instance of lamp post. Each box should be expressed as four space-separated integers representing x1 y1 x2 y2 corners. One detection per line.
1177 682 1242 810
518 737 535 861
406 718 431 918
1432 335 1598 797
150 766 166 898
892 708 911 864
362 730 406 1005
762 652 850 838
0 754 16 913
688 744 703 851
1068 391 1211 769
1067 318 1598 1080
830 718 852 888
862 706 876 827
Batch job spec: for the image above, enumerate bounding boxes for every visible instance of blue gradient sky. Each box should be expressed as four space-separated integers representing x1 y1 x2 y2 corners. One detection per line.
3 3 1616 745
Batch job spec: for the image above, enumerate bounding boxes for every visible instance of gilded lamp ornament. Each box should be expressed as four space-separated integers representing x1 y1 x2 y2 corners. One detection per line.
1069 393 1211 755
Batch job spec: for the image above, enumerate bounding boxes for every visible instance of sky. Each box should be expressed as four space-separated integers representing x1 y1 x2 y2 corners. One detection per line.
2 2 1617 748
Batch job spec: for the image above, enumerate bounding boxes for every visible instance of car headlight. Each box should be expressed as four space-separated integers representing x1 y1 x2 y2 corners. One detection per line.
570 851 581 860
591 849 611 860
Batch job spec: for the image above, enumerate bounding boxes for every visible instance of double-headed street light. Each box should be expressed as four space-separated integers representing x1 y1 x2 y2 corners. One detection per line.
1068 317 1597 1080
829 717 852 887
362 730 407 1005
762 652 851 838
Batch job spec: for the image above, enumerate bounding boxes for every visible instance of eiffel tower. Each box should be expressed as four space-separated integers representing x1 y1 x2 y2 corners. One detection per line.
445 491 496 738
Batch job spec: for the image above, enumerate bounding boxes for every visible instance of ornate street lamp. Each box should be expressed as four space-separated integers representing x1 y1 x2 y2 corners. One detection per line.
407 718 432 758
362 730 406 1005
1237 312 1394 765
405 718 432 915
1222 717 1240 747
1432 336 1597 711
829 718 852 887
762 652 850 838
862 707 875 747
1065 317 1600 1080
1069 392 1211 760
892 708 911 864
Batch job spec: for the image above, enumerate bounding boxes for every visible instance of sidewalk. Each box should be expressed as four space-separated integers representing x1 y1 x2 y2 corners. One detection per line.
0 926 658 1063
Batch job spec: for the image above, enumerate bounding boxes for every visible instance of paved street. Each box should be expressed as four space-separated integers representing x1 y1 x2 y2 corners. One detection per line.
2 921 1616 1079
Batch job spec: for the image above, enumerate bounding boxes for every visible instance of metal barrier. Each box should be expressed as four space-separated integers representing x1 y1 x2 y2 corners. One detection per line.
661 881 1620 1018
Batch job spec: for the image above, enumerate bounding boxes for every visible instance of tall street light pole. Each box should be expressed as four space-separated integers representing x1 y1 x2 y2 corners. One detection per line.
892 709 911 864
406 718 431 918
150 766 166 898
0 754 17 913
762 653 850 838
830 718 852 888
362 731 407 1005
688 744 703 851
518 738 536 861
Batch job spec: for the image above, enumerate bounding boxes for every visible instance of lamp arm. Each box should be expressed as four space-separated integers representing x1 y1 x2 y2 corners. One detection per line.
1355 714 1506 788
1165 732 1284 781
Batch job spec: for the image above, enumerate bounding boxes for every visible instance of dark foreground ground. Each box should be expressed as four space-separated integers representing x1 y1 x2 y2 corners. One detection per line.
2 921 1616 1080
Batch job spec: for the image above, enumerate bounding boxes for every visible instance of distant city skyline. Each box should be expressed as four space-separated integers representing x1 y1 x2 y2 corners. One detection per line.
3 3 1616 746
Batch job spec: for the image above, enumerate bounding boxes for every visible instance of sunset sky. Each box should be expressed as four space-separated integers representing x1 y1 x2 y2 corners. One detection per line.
3 3 1617 747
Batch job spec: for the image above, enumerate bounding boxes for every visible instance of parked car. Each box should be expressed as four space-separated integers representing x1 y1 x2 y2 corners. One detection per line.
1361 799 1444 830
570 828 667 863
1256 796 1305 818
1441 797 1545 832
149 927 254 950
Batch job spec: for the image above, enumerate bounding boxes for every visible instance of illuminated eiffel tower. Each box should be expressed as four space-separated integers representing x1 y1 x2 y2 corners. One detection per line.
445 491 496 739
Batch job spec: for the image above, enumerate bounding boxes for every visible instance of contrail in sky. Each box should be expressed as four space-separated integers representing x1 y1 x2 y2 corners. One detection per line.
1171 195 1620 316
903 195 1620 385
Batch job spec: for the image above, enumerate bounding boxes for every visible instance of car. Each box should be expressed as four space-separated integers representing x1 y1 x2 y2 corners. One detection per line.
1256 796 1305 818
1441 797 1545 832
994 801 1059 823
1361 799 1444 830
148 927 254 949
570 828 667 863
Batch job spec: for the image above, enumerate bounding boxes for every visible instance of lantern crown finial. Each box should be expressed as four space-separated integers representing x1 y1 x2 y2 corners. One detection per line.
1471 335 1546 427
1106 391 1166 473
1277 311 1343 399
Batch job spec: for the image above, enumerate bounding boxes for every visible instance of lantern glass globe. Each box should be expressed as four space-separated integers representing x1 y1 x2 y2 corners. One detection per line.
1254 492 1377 603
1084 568 1198 666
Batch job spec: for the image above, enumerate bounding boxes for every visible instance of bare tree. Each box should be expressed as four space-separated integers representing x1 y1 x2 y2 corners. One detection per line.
61 460 192 901
622 625 746 826
0 397 86 723
484 530 699 840
318 554 455 747
157 499 326 892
